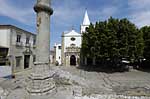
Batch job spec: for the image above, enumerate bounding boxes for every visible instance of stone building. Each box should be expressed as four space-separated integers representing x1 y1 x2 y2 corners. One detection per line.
54 43 62 65
50 50 55 64
0 25 36 73
60 10 90 66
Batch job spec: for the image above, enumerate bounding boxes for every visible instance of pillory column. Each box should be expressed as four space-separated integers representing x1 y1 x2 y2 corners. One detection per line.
27 0 56 95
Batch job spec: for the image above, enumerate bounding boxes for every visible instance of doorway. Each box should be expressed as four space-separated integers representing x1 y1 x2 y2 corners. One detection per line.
24 55 30 69
70 55 76 66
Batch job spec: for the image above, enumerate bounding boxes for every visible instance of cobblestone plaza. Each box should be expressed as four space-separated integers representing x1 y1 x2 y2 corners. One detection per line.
0 65 150 99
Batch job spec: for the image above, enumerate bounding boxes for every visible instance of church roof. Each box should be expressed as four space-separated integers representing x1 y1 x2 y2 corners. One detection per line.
82 10 90 26
64 30 81 36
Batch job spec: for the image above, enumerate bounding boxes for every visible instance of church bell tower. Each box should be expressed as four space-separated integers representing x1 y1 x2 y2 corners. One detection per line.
80 10 90 34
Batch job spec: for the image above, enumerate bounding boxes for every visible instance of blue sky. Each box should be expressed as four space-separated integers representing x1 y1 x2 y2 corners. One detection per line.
0 0 150 49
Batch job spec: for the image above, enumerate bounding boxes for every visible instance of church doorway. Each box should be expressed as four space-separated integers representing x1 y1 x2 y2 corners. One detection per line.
70 55 76 66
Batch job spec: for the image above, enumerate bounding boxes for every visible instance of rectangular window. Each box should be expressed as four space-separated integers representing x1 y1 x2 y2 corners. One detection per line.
16 56 22 67
58 46 61 49
33 55 36 62
33 37 36 45
26 36 30 44
16 35 21 42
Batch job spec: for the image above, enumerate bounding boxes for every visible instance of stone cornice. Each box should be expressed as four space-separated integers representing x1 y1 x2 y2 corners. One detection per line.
34 3 53 15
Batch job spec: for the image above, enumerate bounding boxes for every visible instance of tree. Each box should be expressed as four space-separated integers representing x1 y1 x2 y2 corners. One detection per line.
141 26 150 60
81 17 144 67
81 24 95 58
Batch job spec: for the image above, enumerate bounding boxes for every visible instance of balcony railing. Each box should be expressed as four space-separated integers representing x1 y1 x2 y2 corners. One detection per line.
16 42 23 47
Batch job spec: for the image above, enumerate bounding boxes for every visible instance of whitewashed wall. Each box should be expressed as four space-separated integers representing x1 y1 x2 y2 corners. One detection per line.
64 30 81 52
0 29 10 48
55 44 61 65
64 36 81 50
0 66 12 77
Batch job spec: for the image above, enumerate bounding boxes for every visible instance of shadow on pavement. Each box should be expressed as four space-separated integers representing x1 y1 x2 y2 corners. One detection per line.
76 65 128 74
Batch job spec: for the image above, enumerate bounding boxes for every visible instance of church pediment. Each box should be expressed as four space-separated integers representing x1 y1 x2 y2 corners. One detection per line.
64 30 81 37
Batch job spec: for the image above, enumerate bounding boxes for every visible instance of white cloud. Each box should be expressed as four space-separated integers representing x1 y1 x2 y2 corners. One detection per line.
130 11 150 27
128 0 150 27
0 0 119 28
0 0 35 25
52 0 118 28
51 0 84 28
101 6 118 17
89 6 118 21
129 0 150 10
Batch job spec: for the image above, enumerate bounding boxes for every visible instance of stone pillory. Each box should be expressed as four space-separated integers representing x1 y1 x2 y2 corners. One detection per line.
27 0 56 95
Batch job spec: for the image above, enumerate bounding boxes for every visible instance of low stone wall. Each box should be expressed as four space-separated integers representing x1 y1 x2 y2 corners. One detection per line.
0 66 12 78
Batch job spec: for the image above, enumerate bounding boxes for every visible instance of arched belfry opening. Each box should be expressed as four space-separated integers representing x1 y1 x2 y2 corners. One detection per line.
70 55 76 66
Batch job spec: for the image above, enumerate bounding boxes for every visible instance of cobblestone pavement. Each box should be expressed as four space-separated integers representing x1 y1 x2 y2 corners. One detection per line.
59 66 150 96
0 65 150 99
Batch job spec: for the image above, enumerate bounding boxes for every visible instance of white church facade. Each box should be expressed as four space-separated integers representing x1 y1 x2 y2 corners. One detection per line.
54 10 90 66
61 30 82 66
